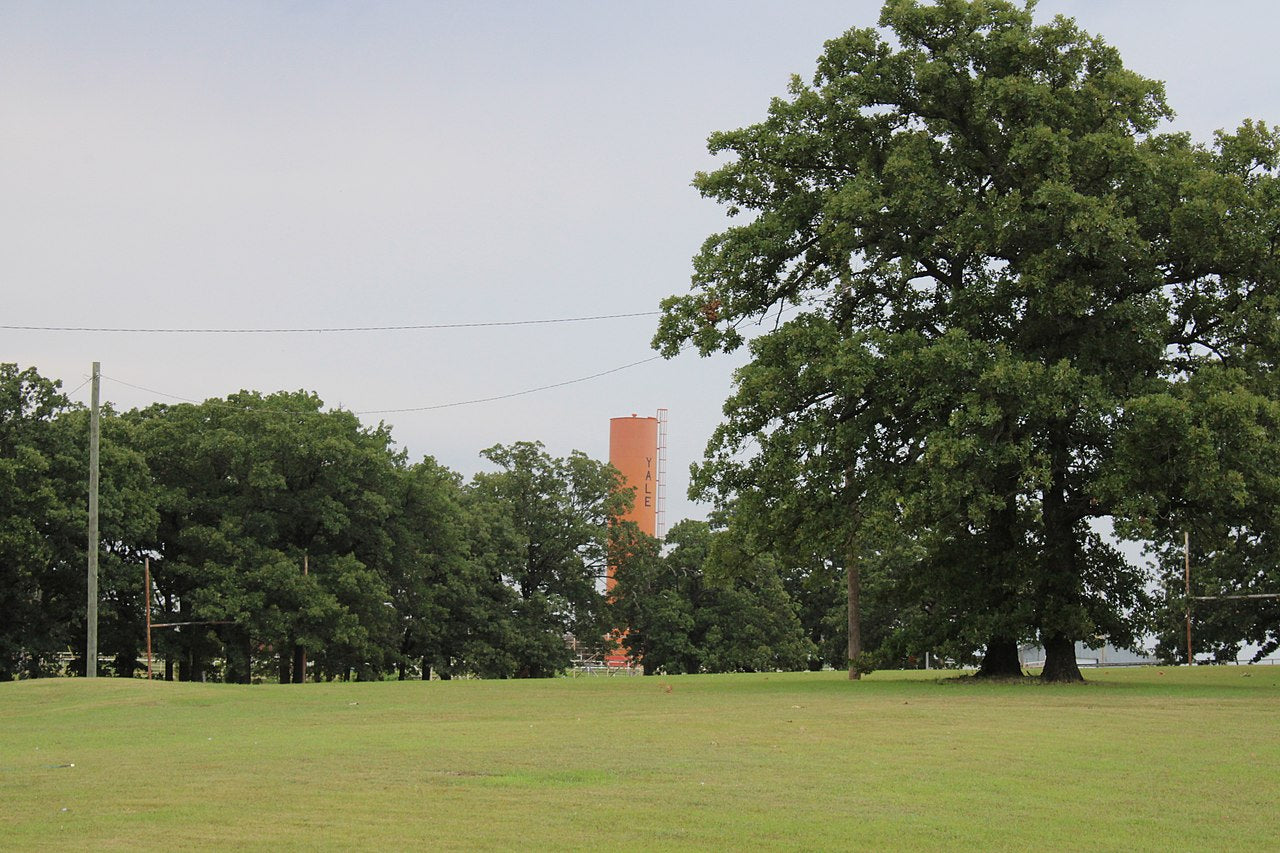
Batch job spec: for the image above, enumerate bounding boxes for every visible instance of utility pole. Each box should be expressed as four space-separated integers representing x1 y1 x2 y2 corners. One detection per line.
1184 531 1192 667
87 362 100 678
293 554 308 684
145 557 153 680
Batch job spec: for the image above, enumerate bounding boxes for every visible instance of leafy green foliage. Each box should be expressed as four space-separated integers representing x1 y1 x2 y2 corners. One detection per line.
390 458 519 679
653 0 1280 680
127 391 403 681
610 519 814 674
0 369 635 682
0 365 78 678
471 441 628 677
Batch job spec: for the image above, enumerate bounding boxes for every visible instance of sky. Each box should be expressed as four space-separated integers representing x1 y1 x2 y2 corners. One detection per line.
6 1 1280 526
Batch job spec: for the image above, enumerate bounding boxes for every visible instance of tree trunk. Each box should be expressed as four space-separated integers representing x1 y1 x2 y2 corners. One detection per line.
846 550 862 681
228 634 252 684
278 650 291 684
291 645 306 683
114 650 138 678
1037 424 1085 685
223 631 252 684
976 636 1023 678
241 635 253 684
1040 633 1084 683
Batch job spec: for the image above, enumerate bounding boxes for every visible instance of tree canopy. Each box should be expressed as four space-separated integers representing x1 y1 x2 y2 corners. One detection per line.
471 441 628 677
0 365 80 679
0 372 649 682
609 519 814 674
654 0 1280 680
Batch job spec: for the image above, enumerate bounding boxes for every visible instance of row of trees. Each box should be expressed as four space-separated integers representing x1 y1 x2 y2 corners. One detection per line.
2 363 848 682
655 0 1280 680
1 364 640 681
3 347 1272 682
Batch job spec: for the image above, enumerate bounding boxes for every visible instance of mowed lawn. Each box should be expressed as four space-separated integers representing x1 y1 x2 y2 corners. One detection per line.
1 667 1276 851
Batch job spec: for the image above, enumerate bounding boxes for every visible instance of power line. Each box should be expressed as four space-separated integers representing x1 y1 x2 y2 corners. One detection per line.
63 375 92 398
2 311 660 335
96 346 684 417
358 355 668 414
77 302 789 417
101 376 200 405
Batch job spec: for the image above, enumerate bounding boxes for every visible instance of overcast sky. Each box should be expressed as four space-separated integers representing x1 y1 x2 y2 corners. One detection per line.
5 1 1280 525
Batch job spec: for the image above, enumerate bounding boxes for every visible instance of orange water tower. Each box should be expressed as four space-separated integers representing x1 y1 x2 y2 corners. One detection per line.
609 414 659 539
606 410 667 668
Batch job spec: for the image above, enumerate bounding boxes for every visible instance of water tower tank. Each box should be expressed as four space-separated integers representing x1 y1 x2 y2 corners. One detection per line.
609 415 659 538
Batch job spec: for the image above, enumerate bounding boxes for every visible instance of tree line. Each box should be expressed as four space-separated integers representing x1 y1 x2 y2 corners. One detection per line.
0 364 835 682
4 348 1273 682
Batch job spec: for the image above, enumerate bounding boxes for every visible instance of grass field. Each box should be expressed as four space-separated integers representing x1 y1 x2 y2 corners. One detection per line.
2 667 1277 851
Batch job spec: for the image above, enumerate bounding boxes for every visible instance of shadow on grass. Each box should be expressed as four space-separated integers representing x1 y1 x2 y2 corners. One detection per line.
941 673 1096 687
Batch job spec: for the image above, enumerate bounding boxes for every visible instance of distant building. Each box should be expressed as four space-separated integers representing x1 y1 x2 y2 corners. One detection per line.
1019 642 1156 668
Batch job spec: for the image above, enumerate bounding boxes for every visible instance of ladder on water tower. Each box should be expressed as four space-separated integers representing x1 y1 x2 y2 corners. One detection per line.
656 408 668 539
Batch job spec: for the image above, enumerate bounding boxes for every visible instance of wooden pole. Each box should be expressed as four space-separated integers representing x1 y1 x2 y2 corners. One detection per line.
86 362 100 678
298 554 307 684
145 558 153 680
1184 531 1192 666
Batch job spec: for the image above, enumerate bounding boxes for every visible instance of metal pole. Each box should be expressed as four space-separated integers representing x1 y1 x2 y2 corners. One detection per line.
1184 531 1192 666
145 557 153 680
86 362 100 677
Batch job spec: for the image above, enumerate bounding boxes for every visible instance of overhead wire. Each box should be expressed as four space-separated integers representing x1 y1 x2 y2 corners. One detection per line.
95 347 685 418
100 376 200 405
72 301 799 418
2 311 660 335
63 375 93 398
50 306 672 414
358 354 669 415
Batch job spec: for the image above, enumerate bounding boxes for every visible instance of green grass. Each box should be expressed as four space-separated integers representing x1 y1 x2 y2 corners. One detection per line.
2 667 1277 850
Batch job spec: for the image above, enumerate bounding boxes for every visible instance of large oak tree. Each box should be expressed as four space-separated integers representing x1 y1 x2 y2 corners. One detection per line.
655 0 1280 680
